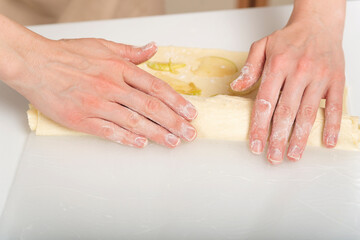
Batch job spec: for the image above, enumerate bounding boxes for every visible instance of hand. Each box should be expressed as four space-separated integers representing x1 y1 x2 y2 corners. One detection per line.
0 16 198 148
231 2 346 164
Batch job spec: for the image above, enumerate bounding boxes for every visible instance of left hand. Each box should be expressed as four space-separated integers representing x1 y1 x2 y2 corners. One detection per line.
231 13 345 164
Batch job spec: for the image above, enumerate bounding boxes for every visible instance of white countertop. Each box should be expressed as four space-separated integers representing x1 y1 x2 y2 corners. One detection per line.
1 3 360 239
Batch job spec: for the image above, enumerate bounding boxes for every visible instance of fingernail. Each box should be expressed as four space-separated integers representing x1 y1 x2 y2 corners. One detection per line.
230 73 244 90
230 65 250 91
181 103 198 120
230 78 240 90
326 134 337 147
135 137 148 148
287 145 301 161
268 148 283 164
166 134 180 147
141 41 157 52
250 140 262 154
181 123 197 141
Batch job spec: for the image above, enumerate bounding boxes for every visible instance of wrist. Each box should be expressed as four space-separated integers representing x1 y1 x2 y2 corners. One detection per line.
0 15 26 83
288 0 346 38
0 15 48 92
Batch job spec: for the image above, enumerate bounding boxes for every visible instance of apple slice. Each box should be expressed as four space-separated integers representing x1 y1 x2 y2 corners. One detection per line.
154 73 201 96
146 59 186 74
192 56 238 77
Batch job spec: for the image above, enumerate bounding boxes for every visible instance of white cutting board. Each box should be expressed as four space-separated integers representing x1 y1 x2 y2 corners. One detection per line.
1 4 360 239
1 135 360 239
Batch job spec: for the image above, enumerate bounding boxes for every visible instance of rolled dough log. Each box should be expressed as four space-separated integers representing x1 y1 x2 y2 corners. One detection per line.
26 46 360 150
27 94 360 150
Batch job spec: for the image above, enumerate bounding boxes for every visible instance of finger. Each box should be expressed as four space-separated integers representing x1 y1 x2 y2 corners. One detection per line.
323 80 344 148
80 117 148 148
267 75 307 164
101 102 181 148
122 63 198 121
249 56 287 155
287 84 325 161
116 86 197 142
100 40 158 64
230 38 267 91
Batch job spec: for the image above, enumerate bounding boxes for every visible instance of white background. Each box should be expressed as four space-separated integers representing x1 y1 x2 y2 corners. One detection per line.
1 2 360 239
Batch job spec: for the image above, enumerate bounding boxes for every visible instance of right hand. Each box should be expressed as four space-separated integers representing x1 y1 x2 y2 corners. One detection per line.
1 17 197 148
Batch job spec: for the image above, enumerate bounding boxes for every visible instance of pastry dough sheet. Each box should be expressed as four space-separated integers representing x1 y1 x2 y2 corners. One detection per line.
27 46 360 150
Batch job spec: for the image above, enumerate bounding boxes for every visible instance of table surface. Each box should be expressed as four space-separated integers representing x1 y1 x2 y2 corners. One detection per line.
1 3 360 239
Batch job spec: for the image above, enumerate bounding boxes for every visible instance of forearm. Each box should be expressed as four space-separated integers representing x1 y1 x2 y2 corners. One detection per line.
289 0 346 37
0 14 47 92
0 14 27 86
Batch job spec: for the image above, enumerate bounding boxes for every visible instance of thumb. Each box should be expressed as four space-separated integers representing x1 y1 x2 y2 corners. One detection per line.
230 37 267 92
121 42 158 64
101 40 158 64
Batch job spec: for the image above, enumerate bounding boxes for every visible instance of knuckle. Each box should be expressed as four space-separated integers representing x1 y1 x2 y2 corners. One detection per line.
299 105 316 119
327 103 342 113
270 54 286 71
145 97 161 113
95 81 125 101
63 109 84 126
255 98 272 112
99 123 115 139
317 66 331 79
82 95 103 110
296 57 312 73
124 111 142 129
275 104 292 117
150 79 165 95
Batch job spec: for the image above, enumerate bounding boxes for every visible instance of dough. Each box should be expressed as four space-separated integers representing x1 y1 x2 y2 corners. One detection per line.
27 46 360 150
187 95 359 151
138 47 255 97
27 94 360 150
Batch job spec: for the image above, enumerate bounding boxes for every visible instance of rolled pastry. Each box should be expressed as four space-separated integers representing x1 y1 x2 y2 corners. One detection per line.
26 46 360 150
27 94 360 150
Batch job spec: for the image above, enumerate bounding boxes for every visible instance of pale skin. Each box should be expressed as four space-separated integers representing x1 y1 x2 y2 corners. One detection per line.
0 15 198 148
231 0 346 164
1 0 346 163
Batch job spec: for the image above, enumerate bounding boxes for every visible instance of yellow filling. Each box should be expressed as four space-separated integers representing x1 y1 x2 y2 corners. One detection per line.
154 73 201 96
146 59 186 74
